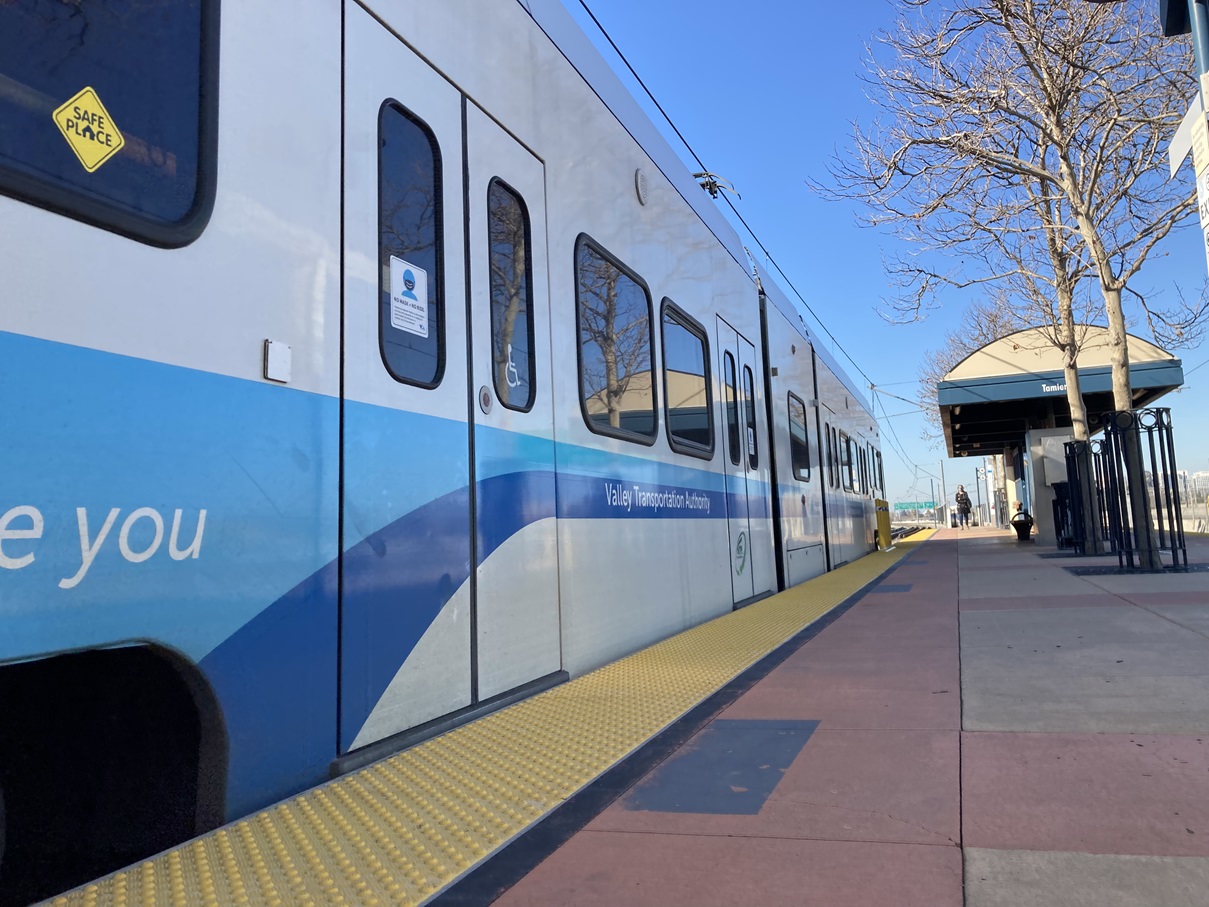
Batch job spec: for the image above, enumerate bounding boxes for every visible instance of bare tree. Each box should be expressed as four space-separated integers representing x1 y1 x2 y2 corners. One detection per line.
826 0 1201 389
916 294 1028 442
821 0 1202 564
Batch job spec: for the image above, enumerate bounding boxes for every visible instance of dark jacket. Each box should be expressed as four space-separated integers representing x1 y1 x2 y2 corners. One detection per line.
955 491 972 514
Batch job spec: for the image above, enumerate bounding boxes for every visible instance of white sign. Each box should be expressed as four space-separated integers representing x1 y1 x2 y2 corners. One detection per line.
1193 115 1209 176
389 256 428 338
1169 96 1204 178
1197 170 1209 272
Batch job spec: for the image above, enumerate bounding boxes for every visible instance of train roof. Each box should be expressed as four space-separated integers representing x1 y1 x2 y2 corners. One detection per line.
754 261 874 414
520 0 874 415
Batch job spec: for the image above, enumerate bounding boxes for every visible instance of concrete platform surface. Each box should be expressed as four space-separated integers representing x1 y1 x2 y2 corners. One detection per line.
486 526 1209 906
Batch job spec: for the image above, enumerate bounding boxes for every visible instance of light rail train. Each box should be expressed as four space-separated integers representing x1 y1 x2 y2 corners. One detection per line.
0 1 884 901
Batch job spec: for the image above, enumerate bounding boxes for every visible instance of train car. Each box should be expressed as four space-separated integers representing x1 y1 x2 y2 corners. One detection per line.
0 0 880 901
760 268 883 582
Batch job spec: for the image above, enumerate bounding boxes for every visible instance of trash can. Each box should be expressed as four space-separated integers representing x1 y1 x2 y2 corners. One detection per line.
1010 510 1034 541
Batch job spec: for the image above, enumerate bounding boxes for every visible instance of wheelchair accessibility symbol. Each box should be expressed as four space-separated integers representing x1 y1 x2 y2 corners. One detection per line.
506 343 520 389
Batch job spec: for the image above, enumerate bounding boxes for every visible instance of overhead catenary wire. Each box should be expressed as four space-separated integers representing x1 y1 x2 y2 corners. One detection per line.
1184 354 1209 378
871 389 921 473
575 0 875 392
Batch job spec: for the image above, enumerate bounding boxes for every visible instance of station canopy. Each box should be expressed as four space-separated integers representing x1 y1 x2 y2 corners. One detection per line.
936 326 1183 457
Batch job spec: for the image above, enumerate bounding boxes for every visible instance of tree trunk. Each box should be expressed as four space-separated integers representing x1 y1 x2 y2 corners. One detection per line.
1057 307 1102 554
1099 289 1161 568
1122 420 1162 569
1102 286 1133 411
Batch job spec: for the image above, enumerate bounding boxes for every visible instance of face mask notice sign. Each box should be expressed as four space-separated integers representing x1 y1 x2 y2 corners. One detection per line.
389 256 429 338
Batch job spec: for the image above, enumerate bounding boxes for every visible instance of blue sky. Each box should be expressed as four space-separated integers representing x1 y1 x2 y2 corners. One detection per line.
566 0 1209 504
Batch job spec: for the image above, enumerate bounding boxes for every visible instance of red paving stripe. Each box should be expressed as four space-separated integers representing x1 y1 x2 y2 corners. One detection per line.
962 731 1209 857
720 682 959 730
961 593 1129 611
1119 591 1209 606
492 833 963 907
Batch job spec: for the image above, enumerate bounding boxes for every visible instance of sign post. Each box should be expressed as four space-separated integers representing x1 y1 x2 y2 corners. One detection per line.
1163 2 1209 273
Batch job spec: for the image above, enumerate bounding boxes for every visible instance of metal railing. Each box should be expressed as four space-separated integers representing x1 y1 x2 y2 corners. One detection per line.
1066 408 1187 569
1063 438 1110 555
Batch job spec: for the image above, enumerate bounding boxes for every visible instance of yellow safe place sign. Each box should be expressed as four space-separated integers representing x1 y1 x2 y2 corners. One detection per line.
52 87 125 173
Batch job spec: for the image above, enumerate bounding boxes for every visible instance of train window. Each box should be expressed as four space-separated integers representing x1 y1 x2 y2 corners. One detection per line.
840 431 854 491
576 236 656 441
488 179 535 411
0 0 218 247
743 365 758 470
825 423 833 487
661 302 713 458
831 426 839 488
877 451 885 493
379 101 444 388
724 353 740 465
788 393 811 481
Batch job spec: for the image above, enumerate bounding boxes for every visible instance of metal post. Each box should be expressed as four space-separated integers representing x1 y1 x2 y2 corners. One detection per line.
1189 0 1209 81
975 468 983 527
930 478 937 527
940 460 948 528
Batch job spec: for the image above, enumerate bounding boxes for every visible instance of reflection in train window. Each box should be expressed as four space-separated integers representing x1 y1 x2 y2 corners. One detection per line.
379 100 443 388
833 427 840 488
830 426 839 488
661 302 713 457
576 237 656 441
488 179 534 411
743 365 758 470
788 393 810 481
724 353 740 465
825 423 833 487
0 0 217 245
840 431 853 491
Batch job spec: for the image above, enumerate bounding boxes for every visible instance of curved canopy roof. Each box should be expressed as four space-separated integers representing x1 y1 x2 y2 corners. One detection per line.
936 325 1182 457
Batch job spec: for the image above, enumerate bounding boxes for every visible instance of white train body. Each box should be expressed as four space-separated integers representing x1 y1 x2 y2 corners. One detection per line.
0 0 882 897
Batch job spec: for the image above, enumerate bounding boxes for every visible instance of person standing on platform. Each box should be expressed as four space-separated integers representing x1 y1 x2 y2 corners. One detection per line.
955 485 972 529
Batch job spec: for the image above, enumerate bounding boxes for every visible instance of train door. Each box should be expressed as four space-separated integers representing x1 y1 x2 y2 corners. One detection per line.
819 401 837 570
717 317 758 603
339 9 474 753
339 9 563 754
464 105 562 701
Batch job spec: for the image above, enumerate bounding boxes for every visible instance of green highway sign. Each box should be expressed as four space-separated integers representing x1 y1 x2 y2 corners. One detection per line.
893 501 936 511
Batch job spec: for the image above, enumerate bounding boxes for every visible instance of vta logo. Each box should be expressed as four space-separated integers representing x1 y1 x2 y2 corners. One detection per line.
735 530 748 576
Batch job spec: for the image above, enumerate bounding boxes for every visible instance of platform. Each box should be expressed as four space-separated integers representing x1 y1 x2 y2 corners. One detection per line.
482 528 1209 907
44 527 1209 906
43 534 931 907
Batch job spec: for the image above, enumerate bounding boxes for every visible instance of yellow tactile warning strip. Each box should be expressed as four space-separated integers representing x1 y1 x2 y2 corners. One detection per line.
50 530 934 907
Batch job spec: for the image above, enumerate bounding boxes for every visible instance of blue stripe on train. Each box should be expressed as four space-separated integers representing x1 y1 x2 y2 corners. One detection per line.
2 332 777 817
336 466 754 754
